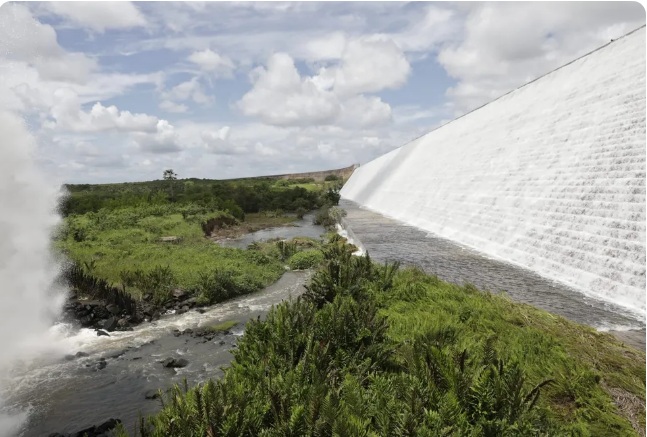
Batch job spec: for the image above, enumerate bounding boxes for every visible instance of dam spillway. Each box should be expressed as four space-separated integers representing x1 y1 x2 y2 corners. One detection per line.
341 27 646 317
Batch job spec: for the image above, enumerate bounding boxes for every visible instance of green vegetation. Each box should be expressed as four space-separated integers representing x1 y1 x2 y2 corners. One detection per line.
60 170 335 217
57 172 340 308
124 237 644 436
206 320 239 333
288 249 325 270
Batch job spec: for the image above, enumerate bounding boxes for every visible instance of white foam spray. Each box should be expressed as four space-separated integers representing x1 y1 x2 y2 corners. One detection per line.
0 110 66 435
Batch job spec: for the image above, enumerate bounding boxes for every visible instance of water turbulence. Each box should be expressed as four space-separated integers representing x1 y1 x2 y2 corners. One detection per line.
0 111 66 435
341 27 646 318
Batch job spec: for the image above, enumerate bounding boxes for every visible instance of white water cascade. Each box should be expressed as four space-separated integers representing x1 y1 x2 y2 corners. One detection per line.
0 110 67 435
342 27 646 318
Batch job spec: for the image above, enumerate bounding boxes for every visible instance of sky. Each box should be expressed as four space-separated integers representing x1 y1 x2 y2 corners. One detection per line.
0 1 644 184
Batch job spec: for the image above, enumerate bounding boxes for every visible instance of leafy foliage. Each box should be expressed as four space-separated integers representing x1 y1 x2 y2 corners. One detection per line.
287 250 324 270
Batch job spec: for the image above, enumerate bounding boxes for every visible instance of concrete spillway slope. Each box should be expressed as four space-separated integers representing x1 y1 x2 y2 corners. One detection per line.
341 27 646 317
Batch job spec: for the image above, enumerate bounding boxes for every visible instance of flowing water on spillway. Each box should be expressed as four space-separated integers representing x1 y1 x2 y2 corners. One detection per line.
340 199 645 349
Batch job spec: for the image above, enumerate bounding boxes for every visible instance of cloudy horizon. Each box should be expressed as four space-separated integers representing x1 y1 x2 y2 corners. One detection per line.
1 1 644 184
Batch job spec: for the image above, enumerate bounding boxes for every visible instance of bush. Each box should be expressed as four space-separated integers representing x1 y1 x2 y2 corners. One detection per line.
288 250 324 270
324 174 340 181
295 207 307 219
313 207 336 228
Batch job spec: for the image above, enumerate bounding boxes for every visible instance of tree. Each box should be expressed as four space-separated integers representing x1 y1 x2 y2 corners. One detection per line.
163 169 177 181
163 169 178 201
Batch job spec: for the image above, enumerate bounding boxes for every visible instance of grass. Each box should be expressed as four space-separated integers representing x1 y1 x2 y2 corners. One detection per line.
206 320 239 333
289 183 320 191
374 268 646 435
56 205 286 304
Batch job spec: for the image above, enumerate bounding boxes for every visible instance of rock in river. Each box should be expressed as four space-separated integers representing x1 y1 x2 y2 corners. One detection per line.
162 357 189 368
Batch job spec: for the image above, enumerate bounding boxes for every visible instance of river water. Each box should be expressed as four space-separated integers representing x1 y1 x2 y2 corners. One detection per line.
216 213 325 250
339 199 645 349
4 271 311 437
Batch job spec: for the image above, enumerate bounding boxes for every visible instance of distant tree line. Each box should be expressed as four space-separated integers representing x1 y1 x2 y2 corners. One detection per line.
59 174 333 218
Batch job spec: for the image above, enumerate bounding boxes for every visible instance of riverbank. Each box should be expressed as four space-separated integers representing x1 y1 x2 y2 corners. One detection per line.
208 212 299 241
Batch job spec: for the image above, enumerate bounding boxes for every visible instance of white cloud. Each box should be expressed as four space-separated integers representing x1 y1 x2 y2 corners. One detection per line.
159 100 188 114
238 53 339 126
338 95 392 128
200 127 248 155
132 120 181 153
390 6 460 53
0 4 97 83
317 36 411 97
188 49 235 77
237 41 401 128
43 2 147 33
159 77 212 112
46 88 158 133
437 2 645 114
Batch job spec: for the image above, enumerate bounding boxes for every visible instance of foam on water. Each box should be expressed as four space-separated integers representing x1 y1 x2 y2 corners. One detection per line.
342 28 646 318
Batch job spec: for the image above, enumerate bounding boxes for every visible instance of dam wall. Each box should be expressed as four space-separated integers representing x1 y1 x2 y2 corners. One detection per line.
341 27 646 316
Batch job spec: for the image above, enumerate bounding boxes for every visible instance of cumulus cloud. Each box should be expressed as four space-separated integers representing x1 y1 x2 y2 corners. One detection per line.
188 49 235 76
437 2 645 114
42 1 147 33
159 77 212 112
238 53 339 126
237 41 402 128
323 36 411 96
200 127 247 155
338 95 392 128
132 120 181 153
46 88 158 133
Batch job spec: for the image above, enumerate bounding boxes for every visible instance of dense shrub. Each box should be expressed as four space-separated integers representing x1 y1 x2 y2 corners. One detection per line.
288 249 324 270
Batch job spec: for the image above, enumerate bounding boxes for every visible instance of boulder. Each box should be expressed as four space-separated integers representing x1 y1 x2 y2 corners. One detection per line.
95 418 121 433
103 317 118 332
72 426 96 437
144 389 160 400
106 304 121 315
75 351 89 358
95 361 107 370
172 288 187 299
79 315 94 327
162 357 189 368
96 330 110 337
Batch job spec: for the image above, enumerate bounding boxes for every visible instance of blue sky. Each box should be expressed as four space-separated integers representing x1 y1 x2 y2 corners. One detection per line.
0 1 644 183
